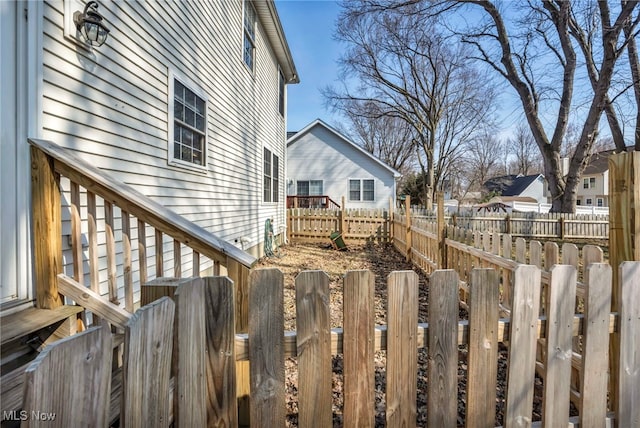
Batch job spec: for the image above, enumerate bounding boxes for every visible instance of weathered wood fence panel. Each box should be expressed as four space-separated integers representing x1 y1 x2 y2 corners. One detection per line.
248 269 285 427
122 296 175 427
504 265 541 426
386 271 419 426
24 263 640 426
204 277 238 427
287 208 391 244
343 270 375 428
427 270 459 427
174 280 206 427
542 266 577 425
618 262 640 426
21 324 112 428
296 271 332 427
466 269 499 427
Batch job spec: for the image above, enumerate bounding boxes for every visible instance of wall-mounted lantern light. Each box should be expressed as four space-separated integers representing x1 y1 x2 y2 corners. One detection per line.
73 1 110 47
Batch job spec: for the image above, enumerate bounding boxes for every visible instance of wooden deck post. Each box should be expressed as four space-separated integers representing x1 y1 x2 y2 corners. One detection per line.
607 150 640 413
31 146 63 309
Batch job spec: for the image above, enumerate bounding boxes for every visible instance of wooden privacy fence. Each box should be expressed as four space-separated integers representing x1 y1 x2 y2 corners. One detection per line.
287 207 391 244
287 206 608 248
20 265 640 426
417 212 610 240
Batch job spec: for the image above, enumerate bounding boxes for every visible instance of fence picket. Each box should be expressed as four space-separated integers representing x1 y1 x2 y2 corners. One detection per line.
204 277 237 427
296 271 332 427
530 241 542 268
249 269 285 427
428 270 459 428
467 269 499 428
387 271 419 426
21 324 112 428
617 262 640 426
174 279 207 428
122 297 175 427
542 265 577 426
505 265 541 426
515 238 527 263
343 270 375 428
579 264 611 426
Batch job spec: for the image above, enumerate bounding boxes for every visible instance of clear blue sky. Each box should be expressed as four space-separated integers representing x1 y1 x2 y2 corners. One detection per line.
275 0 344 132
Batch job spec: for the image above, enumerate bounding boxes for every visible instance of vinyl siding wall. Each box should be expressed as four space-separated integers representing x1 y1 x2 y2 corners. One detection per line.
287 125 396 210
41 0 286 300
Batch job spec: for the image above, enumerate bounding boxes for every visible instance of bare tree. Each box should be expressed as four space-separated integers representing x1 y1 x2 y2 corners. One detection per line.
623 2 640 149
465 133 506 192
508 123 542 175
455 0 639 212
340 101 417 174
567 1 640 151
325 1 497 207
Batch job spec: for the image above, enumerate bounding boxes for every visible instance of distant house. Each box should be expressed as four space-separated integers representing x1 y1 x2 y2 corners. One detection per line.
483 174 548 204
575 150 611 207
287 120 401 210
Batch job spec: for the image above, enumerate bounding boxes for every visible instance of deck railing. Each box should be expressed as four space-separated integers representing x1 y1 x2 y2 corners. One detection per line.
29 138 254 317
286 195 341 209
5 138 256 424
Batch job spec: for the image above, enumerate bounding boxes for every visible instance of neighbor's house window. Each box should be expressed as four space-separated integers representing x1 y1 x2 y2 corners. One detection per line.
586 198 593 205
597 198 603 207
583 177 596 189
297 180 323 196
264 147 279 202
349 179 375 201
171 75 207 167
278 70 285 116
576 199 582 206
243 0 256 71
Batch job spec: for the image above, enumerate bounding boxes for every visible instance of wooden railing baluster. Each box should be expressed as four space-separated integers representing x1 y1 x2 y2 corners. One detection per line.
87 191 100 324
137 219 148 285
104 201 119 305
122 211 133 312
155 229 163 278
174 239 181 278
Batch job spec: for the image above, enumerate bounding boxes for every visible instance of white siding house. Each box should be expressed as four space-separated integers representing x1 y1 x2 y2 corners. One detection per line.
575 150 611 207
1 0 297 311
287 120 400 210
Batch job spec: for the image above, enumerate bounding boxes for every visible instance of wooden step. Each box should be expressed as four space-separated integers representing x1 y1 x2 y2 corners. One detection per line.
1 305 84 346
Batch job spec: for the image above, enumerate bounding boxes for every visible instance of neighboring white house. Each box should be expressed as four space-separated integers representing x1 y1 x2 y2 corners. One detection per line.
575 150 611 207
287 120 401 210
1 0 297 311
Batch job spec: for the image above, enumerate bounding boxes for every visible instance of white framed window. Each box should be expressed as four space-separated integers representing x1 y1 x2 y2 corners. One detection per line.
349 179 375 202
263 147 279 203
168 71 208 170
586 198 593 205
297 180 323 196
243 0 256 71
597 198 603 207
576 199 582 206
584 177 596 189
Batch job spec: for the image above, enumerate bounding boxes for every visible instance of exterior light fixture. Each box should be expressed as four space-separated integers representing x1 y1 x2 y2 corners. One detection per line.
73 1 110 47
